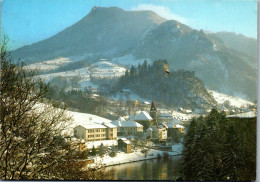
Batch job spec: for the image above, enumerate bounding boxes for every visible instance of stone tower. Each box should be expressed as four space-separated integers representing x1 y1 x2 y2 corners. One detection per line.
150 100 157 124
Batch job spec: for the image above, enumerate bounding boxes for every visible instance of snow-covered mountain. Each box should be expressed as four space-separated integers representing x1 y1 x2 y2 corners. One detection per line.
11 6 257 101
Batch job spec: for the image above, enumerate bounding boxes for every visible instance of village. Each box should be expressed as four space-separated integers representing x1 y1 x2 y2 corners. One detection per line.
65 99 187 167
64 92 256 168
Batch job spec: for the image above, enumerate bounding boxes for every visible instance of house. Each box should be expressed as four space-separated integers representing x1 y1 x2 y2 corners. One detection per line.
133 111 153 130
185 110 192 114
178 108 192 114
164 121 185 140
103 123 117 140
135 99 140 107
157 112 174 123
74 123 117 142
111 120 143 136
146 125 167 141
137 101 151 110
118 138 132 153
175 124 185 133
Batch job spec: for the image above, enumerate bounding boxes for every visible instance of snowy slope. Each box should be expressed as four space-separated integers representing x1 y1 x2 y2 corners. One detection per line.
36 60 126 91
25 57 71 71
227 111 256 118
209 90 253 107
111 54 152 67
89 61 126 77
171 110 198 121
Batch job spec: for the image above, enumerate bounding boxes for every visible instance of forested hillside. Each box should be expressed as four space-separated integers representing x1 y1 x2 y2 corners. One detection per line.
113 60 217 109
183 109 256 181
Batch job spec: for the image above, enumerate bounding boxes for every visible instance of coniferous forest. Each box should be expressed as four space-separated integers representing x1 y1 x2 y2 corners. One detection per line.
183 109 256 181
114 60 216 109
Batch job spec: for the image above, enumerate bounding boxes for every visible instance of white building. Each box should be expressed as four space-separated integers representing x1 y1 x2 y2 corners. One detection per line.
146 125 167 141
74 123 117 142
111 120 143 136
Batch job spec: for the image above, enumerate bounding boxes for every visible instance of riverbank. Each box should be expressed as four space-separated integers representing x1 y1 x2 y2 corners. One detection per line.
88 143 183 168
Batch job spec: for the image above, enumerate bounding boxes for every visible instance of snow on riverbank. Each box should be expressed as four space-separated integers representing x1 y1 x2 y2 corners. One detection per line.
85 140 118 149
88 143 183 168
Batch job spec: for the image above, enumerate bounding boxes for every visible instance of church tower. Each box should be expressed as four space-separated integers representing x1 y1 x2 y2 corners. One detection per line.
150 100 158 124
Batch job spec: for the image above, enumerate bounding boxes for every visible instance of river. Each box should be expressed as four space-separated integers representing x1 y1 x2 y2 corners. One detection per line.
106 155 183 180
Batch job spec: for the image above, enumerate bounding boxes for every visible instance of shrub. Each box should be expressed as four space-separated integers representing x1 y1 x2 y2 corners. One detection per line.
109 151 117 157
157 153 162 159
163 152 169 159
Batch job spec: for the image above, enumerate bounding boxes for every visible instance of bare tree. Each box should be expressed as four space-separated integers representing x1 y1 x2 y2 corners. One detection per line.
0 36 112 180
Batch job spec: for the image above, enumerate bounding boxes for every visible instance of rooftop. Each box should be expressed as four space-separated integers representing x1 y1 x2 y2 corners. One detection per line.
111 120 143 128
76 123 107 129
103 123 117 128
133 111 153 121
158 112 173 118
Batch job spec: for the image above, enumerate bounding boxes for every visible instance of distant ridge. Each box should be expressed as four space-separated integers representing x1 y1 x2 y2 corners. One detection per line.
11 6 257 101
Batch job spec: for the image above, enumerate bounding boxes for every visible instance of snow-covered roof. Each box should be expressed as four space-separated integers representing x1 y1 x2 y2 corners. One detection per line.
143 101 150 105
227 111 256 118
118 117 125 121
147 128 153 131
124 140 131 144
111 120 143 128
76 123 107 129
158 112 173 118
164 120 183 128
91 94 99 97
128 115 135 120
175 124 184 128
133 111 153 121
103 123 117 128
119 138 131 144
68 110 112 128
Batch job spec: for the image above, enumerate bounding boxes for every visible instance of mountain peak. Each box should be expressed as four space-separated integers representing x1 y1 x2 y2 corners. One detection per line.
88 6 124 15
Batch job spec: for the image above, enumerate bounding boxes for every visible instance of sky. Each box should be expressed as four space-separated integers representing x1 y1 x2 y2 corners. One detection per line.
1 0 258 50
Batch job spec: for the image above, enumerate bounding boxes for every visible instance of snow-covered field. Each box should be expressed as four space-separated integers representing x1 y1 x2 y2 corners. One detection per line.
35 60 126 91
88 143 183 168
89 61 126 77
209 90 253 107
227 111 257 118
85 140 118 149
110 89 146 101
171 110 198 122
25 57 71 71
111 54 151 67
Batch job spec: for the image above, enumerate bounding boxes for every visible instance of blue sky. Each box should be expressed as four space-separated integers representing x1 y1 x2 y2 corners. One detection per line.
1 0 257 50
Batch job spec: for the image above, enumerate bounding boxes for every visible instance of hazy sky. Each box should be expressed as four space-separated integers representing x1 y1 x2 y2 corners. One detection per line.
1 0 257 50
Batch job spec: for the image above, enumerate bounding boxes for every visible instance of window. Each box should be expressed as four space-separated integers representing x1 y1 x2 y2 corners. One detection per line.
96 129 100 132
88 129 94 133
110 134 113 137
110 129 113 132
96 134 100 137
